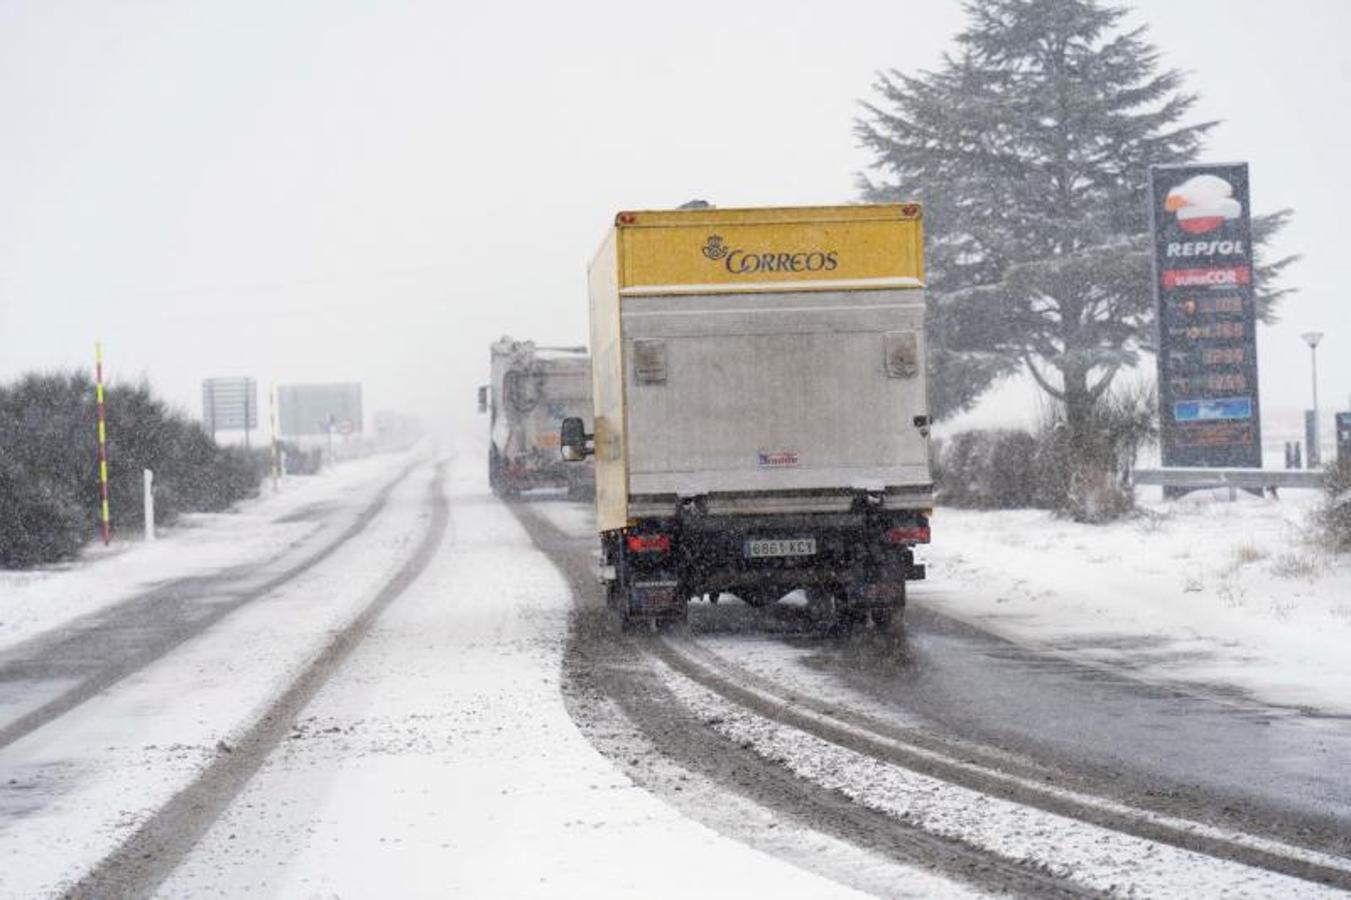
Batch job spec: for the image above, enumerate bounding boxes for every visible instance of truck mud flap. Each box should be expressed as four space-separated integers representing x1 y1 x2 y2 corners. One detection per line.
851 581 906 603
628 579 683 615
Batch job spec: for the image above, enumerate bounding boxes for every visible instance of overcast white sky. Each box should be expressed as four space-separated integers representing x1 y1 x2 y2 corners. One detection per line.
1 0 1347 437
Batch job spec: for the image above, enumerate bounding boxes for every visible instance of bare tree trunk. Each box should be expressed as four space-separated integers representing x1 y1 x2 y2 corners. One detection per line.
1062 364 1092 455
1061 363 1115 521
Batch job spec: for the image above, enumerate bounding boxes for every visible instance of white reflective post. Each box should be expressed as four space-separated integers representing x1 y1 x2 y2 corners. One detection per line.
143 469 156 542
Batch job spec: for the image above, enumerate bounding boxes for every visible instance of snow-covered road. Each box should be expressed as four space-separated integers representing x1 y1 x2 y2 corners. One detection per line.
514 490 1351 895
4 441 1350 897
155 450 925 898
0 454 435 895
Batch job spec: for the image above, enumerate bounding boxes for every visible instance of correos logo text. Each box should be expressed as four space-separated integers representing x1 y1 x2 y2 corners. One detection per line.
702 234 838 275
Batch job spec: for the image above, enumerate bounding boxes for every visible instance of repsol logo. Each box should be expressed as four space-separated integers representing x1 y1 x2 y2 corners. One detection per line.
1165 239 1246 258
702 234 838 275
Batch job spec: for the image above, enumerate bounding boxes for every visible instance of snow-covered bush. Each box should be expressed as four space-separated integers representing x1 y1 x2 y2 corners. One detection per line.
938 388 1156 520
0 371 270 568
0 455 87 568
1037 387 1157 523
937 429 1051 509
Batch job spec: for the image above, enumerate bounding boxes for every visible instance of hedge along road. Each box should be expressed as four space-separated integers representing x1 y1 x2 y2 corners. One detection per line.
0 455 423 753
509 497 1351 896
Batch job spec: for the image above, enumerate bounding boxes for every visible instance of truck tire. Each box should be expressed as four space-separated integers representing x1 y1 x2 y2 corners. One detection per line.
806 584 834 622
602 583 633 635
836 604 868 634
870 602 905 635
663 592 691 629
488 446 502 494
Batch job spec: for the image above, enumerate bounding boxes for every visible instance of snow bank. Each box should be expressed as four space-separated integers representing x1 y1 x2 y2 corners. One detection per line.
922 490 1351 715
0 449 417 655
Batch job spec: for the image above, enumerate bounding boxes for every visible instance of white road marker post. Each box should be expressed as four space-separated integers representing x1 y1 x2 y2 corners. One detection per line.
142 469 155 542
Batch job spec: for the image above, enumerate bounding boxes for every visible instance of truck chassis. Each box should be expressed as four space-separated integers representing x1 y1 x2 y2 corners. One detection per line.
601 502 928 632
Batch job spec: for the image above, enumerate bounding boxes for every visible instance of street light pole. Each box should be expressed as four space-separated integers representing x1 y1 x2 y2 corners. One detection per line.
1301 332 1324 467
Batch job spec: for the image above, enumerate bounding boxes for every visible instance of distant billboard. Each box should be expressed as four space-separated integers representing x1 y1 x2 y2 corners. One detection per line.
278 383 364 437
202 377 258 433
1150 163 1261 468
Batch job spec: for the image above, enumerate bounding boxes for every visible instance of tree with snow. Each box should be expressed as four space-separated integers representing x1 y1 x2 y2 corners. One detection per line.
856 0 1295 439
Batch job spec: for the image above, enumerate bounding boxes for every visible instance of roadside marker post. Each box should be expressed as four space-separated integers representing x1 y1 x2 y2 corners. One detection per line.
143 469 155 542
94 342 112 545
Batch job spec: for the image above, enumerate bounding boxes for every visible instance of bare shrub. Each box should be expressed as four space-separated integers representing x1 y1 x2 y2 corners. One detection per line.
1270 553 1322 581
1132 507 1173 535
1217 580 1248 609
1320 458 1351 553
1036 384 1158 523
937 429 1046 509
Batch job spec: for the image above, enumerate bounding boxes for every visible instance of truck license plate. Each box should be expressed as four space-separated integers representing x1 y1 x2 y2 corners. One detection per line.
745 538 817 559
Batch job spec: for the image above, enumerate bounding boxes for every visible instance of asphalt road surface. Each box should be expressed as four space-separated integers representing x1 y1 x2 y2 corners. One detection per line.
512 495 1351 894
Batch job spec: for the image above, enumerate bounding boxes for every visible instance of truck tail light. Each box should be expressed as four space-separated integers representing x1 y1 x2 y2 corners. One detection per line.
627 533 672 553
884 525 930 544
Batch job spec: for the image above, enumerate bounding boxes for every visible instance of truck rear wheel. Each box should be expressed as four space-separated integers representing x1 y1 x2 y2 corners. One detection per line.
868 580 906 635
488 446 502 494
836 604 868 634
870 602 905 635
808 583 863 633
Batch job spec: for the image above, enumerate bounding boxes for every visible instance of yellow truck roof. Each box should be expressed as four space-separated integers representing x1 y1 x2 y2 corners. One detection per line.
610 203 923 295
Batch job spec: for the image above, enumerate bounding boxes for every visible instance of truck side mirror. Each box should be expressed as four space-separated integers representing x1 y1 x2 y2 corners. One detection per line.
560 417 593 461
477 385 488 414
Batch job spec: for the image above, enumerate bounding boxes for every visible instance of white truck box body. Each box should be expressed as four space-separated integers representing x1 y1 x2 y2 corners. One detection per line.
622 290 928 498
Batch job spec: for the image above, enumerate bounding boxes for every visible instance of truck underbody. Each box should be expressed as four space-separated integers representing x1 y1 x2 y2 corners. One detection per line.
600 498 928 632
490 444 594 499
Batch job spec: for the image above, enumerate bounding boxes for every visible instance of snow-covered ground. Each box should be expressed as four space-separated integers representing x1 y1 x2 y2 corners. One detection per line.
155 450 936 898
0 459 438 896
5 436 1348 896
0 444 959 897
0 449 418 655
922 489 1351 716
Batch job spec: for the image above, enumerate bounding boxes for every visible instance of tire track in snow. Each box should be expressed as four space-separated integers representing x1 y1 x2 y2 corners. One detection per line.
513 499 1351 896
652 634 1351 894
62 460 449 899
0 458 424 754
513 501 1101 898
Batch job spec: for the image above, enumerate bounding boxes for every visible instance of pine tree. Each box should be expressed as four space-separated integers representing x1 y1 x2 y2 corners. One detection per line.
857 0 1295 433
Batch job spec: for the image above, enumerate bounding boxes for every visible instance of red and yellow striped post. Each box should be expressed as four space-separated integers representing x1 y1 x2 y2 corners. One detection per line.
95 341 111 545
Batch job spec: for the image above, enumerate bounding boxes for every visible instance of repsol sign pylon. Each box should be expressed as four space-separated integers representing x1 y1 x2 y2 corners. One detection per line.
1150 163 1262 468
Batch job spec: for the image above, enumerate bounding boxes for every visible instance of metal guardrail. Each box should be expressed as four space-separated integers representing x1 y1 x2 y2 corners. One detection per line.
1133 467 1326 490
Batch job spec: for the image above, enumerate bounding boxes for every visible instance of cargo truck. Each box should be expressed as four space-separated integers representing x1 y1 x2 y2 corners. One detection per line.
561 204 932 630
479 337 594 498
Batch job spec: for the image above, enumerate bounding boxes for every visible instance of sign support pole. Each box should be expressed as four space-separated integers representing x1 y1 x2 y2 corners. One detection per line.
95 341 111 545
270 383 280 491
